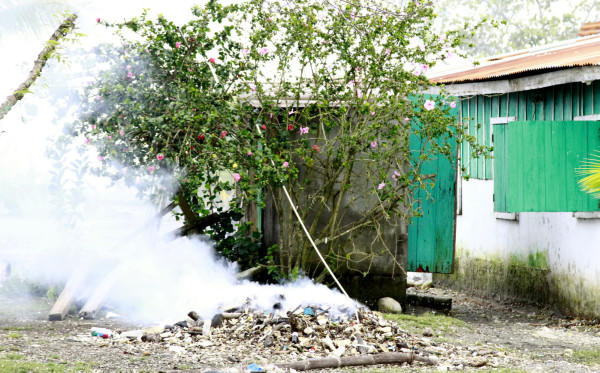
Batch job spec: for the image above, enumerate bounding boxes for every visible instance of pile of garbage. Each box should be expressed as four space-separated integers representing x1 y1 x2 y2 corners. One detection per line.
87 298 444 370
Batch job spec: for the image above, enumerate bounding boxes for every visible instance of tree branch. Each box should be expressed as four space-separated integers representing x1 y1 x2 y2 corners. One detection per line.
0 14 77 121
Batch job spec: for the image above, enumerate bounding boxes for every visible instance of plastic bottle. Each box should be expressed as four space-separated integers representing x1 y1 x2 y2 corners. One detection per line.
90 327 113 338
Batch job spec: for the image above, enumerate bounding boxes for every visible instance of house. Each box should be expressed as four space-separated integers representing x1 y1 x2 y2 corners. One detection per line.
427 34 600 316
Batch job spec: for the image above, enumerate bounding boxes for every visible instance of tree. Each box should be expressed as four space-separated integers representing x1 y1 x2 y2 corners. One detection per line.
69 0 484 280
434 0 600 58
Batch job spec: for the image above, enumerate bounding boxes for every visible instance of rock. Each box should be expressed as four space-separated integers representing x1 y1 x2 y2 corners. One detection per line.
211 313 223 328
423 327 434 337
378 297 402 314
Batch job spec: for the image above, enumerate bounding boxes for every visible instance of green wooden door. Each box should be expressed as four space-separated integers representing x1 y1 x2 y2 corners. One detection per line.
494 121 600 212
407 129 457 274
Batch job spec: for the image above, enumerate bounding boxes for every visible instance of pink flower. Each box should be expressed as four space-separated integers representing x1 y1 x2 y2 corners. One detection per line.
288 124 294 131
378 182 386 190
126 65 131 70
91 125 96 130
371 141 377 148
350 13 355 19
127 72 133 78
95 96 101 101
233 173 242 182
119 130 125 135
122 148 127 152
247 151 252 156
208 57 216 64
270 113 273 119
413 69 421 77
371 111 375 116
418 44 425 52
97 155 103 162
148 166 155 172
157 154 164 161
348 80 355 87
424 99 435 111
312 144 320 152
261 124 266 130
108 135 112 140
242 49 250 55
299 126 309 135
175 42 181 49
450 101 457 108
288 108 296 115
385 48 391 55
257 47 269 55
221 130 227 138
96 18 101 23
85 138 90 144
421 64 429 72
446 51 453 59
283 161 289 168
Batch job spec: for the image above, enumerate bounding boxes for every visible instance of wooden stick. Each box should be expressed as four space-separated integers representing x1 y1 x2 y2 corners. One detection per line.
275 352 438 371
78 265 124 319
0 15 77 121
48 264 88 321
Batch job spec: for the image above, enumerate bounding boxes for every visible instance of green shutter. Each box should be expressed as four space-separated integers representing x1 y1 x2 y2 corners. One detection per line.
494 121 600 212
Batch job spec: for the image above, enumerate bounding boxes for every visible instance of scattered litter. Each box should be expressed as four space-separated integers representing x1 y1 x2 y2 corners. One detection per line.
90 327 112 338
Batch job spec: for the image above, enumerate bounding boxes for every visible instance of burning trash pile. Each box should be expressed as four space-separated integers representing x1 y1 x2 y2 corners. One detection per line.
90 297 442 371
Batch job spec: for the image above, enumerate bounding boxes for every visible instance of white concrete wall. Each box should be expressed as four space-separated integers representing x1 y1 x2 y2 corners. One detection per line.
457 179 600 283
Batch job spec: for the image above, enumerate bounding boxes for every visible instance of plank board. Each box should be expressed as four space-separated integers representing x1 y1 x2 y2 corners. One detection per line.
49 265 89 321
79 265 124 320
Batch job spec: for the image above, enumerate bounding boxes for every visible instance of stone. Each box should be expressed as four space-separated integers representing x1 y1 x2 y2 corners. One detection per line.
377 297 402 314
423 327 434 337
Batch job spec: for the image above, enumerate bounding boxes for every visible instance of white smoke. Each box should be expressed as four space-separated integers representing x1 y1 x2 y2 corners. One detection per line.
0 0 359 323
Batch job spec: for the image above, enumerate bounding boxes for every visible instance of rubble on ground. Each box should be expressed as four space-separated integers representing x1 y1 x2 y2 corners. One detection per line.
69 297 511 371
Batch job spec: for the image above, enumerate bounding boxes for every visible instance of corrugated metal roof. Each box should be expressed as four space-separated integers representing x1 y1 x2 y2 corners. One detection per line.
578 21 600 37
429 34 600 84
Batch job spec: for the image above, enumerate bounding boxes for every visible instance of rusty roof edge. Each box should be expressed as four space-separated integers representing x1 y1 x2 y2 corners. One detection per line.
424 65 600 96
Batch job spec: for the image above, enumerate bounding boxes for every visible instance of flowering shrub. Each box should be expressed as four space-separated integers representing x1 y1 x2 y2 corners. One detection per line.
72 0 486 278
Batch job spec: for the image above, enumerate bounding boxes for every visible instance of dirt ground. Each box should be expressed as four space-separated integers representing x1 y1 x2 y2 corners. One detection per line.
2 285 600 373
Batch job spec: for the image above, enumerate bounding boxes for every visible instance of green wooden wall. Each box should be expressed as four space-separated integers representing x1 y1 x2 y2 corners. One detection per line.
460 81 600 180
494 121 600 212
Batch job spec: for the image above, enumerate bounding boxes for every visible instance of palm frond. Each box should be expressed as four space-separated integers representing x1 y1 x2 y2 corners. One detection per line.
577 151 600 198
0 0 70 46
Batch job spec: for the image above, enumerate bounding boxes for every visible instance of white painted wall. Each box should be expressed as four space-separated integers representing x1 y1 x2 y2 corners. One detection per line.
456 179 600 281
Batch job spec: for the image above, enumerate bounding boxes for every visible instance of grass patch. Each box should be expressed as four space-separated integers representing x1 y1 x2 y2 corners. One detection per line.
382 312 468 336
570 349 600 365
4 354 23 361
0 326 32 332
0 358 93 373
6 332 22 339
